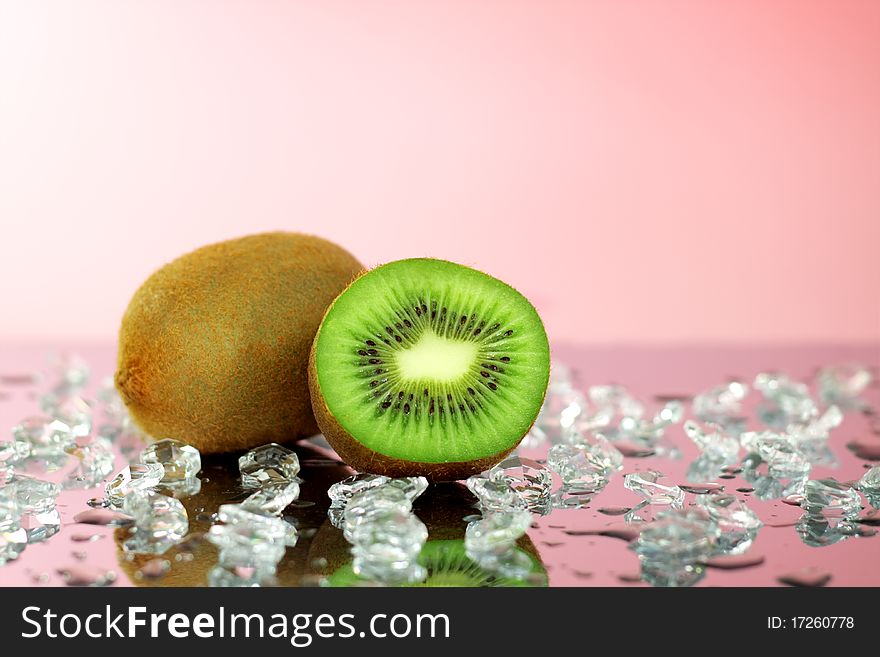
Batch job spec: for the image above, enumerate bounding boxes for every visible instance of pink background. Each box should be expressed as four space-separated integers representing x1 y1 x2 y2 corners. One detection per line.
1 1 878 345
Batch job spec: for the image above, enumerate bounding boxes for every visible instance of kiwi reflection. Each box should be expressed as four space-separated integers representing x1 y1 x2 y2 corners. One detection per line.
115 444 353 586
117 455 547 587
308 484 548 587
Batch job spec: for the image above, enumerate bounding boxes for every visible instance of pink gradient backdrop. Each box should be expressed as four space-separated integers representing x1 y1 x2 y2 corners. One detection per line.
1 1 878 344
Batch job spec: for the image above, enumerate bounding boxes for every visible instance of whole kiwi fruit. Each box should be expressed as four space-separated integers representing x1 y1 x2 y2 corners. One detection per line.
115 232 363 454
308 258 550 481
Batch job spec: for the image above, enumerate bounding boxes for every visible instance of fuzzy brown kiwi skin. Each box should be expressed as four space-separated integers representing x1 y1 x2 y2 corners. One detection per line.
115 232 364 455
308 323 542 483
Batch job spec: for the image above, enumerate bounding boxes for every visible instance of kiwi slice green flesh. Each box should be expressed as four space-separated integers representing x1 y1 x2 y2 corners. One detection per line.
311 258 550 474
325 539 548 587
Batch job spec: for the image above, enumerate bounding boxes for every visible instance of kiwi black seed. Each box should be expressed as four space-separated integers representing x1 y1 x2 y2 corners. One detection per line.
308 258 550 481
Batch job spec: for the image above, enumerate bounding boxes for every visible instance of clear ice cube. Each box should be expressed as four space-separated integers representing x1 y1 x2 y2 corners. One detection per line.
486 456 552 512
327 474 391 507
343 487 413 543
239 443 300 489
802 479 861 518
122 490 188 542
465 476 528 512
65 437 115 488
141 439 201 482
240 480 301 516
13 475 61 514
385 476 429 503
208 504 290 569
464 510 532 555
546 443 612 491
105 463 165 507
684 420 740 464
40 394 92 438
817 364 872 409
692 380 749 423
0 438 31 463
12 416 75 455
350 514 428 585
632 508 717 564
623 471 685 507
695 493 763 555
858 466 880 495
0 527 28 565
754 372 818 426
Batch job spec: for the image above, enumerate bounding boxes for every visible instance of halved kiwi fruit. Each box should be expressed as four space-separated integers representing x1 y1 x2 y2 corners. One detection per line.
309 258 550 481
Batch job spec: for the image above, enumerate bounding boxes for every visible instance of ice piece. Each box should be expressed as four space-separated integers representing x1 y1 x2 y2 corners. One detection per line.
817 364 872 409
343 487 413 543
589 385 644 420
801 479 861 518
0 484 20 532
551 487 593 509
546 444 609 492
40 394 92 438
1 463 12 486
692 380 749 424
858 466 880 495
122 490 188 542
11 416 75 454
141 439 201 482
624 471 685 507
795 514 859 548
105 463 165 507
640 561 706 588
327 474 391 507
741 460 808 501
13 475 61 514
695 493 763 555
65 437 115 488
562 430 624 471
385 476 429 503
0 527 28 565
239 443 300 489
464 510 532 555
486 456 552 512
754 372 818 426
741 431 811 479
20 508 62 543
632 508 717 564
208 504 290 570
616 401 684 446
0 438 30 463
684 420 740 464
465 476 528 512
49 353 90 388
160 476 202 499
240 480 301 516
350 513 428 585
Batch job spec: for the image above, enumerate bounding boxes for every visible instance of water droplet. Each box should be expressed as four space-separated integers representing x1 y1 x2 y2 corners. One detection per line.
572 569 593 579
616 444 656 458
702 554 765 570
87 497 109 508
136 559 171 580
289 499 316 508
73 509 132 526
718 474 736 480
598 507 632 516
847 440 880 461
541 541 563 547
70 532 103 542
565 525 640 542
71 551 87 561
56 565 117 587
721 466 742 474
679 483 725 495
618 572 642 583
778 570 832 587
736 487 754 493
782 494 805 506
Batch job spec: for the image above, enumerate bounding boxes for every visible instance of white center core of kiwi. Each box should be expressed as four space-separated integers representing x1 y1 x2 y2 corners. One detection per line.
393 330 478 383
